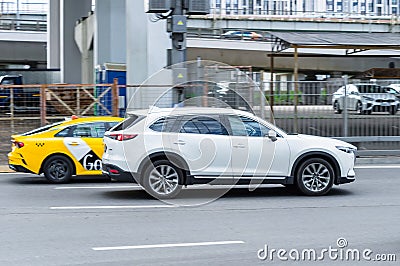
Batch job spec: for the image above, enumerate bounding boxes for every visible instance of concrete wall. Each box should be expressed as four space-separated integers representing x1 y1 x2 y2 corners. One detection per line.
126 0 171 109
58 0 92 83
94 0 126 67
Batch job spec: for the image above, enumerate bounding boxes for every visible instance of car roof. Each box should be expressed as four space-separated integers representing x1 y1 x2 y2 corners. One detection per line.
58 116 123 126
127 107 257 118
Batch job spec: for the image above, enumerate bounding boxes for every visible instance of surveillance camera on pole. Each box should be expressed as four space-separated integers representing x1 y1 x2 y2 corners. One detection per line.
147 0 209 67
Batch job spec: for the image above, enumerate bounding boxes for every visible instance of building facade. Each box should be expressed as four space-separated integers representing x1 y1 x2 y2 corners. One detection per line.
212 0 400 16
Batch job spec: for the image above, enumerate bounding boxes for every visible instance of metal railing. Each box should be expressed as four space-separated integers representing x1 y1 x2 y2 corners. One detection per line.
207 7 400 22
1 78 400 163
0 1 47 15
0 17 46 31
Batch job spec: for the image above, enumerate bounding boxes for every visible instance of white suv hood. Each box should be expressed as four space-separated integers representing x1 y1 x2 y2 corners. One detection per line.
286 134 357 150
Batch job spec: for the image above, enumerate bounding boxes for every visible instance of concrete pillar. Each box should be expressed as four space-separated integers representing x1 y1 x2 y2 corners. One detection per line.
60 0 91 83
94 0 126 68
126 0 171 109
47 0 60 69
75 15 94 84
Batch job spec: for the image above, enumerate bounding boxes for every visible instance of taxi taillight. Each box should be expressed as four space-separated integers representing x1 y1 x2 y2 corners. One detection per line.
12 141 24 148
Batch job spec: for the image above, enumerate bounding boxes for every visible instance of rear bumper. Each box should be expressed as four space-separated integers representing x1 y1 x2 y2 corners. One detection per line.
102 163 137 183
9 164 35 174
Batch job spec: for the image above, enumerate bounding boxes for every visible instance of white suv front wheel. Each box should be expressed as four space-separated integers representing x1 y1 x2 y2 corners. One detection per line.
142 160 182 199
296 158 334 196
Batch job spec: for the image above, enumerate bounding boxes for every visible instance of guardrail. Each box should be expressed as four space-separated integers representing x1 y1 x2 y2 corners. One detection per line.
0 17 46 31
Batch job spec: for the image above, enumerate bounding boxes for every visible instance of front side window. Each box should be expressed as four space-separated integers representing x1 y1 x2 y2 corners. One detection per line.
228 116 270 137
73 122 107 138
180 116 228 135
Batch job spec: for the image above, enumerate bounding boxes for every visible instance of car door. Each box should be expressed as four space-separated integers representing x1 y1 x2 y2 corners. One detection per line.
172 115 232 177
348 88 359 110
63 122 106 172
227 115 290 178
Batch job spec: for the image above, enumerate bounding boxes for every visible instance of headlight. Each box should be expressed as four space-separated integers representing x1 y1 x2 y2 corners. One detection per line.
362 96 374 101
336 146 357 154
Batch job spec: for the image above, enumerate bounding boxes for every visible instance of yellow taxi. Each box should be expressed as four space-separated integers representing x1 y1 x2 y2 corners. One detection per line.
8 116 123 183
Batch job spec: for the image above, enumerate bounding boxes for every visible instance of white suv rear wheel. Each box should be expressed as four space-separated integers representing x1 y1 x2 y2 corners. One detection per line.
142 160 182 199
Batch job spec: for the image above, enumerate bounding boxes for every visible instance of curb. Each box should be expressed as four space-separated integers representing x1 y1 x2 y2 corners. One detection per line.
0 165 14 173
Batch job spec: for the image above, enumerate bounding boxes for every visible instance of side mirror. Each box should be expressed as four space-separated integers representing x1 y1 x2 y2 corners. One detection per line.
267 130 277 142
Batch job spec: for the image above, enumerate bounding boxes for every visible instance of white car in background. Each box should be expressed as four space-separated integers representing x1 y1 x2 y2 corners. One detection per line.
103 108 356 199
332 84 399 115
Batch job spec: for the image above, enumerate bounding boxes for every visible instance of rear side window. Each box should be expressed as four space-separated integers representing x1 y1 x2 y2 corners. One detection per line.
111 115 142 131
149 117 178 132
55 122 108 138
180 116 228 135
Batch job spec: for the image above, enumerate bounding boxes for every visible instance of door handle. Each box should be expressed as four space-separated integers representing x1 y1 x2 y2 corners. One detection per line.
67 142 80 146
233 144 246 148
173 140 186 145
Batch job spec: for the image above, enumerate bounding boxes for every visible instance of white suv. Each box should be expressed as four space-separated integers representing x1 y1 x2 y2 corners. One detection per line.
332 84 399 115
103 108 356 199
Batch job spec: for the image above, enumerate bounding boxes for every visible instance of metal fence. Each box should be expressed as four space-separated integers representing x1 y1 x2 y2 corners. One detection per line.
1 78 400 164
122 78 400 137
0 82 120 164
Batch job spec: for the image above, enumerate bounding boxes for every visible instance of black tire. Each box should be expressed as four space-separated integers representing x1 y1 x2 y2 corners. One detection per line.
333 101 342 114
142 160 182 199
43 155 74 184
295 158 335 196
366 110 372 115
356 101 365 115
389 105 398 115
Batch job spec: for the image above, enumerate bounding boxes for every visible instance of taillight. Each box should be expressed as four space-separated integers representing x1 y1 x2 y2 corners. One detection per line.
107 134 138 141
109 169 119 174
12 141 24 148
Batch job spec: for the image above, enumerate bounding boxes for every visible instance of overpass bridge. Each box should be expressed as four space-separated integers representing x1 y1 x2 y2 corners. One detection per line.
185 15 400 75
1 13 400 74
0 17 46 68
186 35 400 75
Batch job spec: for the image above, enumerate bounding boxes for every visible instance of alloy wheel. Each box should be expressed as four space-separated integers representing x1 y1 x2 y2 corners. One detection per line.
301 162 331 192
148 165 179 196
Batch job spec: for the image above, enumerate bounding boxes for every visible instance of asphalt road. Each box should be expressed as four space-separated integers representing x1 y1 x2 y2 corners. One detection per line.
0 167 399 266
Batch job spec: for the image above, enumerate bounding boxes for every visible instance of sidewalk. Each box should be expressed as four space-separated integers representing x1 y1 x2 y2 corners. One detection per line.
1 157 399 174
0 165 13 173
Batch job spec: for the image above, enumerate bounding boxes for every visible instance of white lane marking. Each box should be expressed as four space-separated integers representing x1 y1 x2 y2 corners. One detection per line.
50 205 175 210
355 165 400 169
54 185 141 190
92 240 245 251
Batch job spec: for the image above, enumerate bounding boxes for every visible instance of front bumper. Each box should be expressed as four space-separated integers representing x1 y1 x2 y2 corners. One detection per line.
364 102 398 111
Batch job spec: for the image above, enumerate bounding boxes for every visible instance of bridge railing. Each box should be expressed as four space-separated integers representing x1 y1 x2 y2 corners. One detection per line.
207 7 400 22
0 17 46 31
